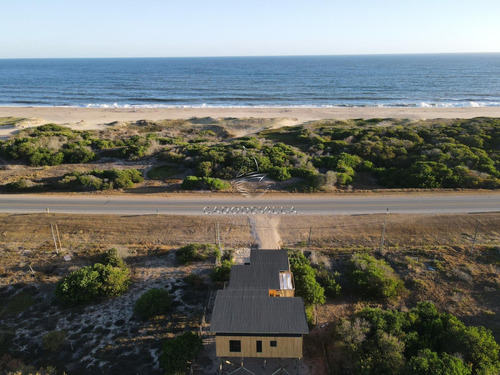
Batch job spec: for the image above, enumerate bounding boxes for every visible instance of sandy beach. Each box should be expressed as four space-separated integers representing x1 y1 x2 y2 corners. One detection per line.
1 106 500 128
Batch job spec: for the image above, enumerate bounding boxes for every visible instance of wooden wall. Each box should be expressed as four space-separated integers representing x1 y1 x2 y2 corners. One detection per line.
216 335 303 358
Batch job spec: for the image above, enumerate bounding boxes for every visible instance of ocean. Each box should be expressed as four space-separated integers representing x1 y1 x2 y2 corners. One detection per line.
0 54 499 108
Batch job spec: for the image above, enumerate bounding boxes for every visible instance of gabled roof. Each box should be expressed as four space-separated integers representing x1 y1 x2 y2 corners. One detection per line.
250 250 289 271
210 293 309 335
228 264 281 290
216 289 269 298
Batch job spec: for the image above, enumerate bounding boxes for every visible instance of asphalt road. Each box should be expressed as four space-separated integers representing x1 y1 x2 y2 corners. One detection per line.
0 193 499 215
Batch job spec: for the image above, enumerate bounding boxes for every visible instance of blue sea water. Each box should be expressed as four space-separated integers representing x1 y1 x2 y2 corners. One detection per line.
0 54 499 108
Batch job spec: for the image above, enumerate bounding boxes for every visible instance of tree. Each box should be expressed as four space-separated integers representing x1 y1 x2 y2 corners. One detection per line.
403 349 472 375
289 252 325 306
349 253 405 300
159 332 202 375
134 288 173 321
55 263 130 305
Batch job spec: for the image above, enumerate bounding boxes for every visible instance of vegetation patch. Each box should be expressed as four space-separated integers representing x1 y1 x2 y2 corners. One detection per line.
133 288 173 321
349 253 406 300
146 165 177 180
55 250 130 305
330 301 500 375
289 251 326 306
0 292 34 319
176 243 219 265
41 330 66 353
159 332 203 375
58 168 143 191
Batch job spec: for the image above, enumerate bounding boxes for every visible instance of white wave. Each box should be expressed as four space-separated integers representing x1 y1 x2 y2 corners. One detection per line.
3 102 500 109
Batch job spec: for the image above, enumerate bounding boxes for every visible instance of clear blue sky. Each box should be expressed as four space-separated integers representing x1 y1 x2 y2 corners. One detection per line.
1 0 499 58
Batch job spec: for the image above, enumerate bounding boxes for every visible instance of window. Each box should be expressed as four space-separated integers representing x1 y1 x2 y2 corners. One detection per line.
256 340 262 353
229 340 241 352
270 340 277 347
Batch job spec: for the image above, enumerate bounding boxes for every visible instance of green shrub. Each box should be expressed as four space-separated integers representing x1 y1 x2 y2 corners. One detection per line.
316 269 341 298
147 165 176 180
55 263 130 305
269 166 292 181
159 332 203 375
332 301 500 375
134 288 173 321
59 169 143 191
289 252 325 306
403 349 472 375
349 253 405 300
211 260 234 282
5 179 33 191
181 176 231 191
41 331 66 353
183 274 208 291
176 243 219 265
181 176 201 190
100 248 126 269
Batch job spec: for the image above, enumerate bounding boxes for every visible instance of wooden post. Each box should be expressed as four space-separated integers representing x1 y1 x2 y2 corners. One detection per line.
470 223 480 254
50 223 59 254
379 218 386 254
55 224 63 251
217 221 221 251
307 226 312 250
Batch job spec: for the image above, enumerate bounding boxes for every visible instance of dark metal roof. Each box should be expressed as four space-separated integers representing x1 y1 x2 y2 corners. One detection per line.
210 294 309 334
250 250 289 271
217 289 269 297
228 264 281 290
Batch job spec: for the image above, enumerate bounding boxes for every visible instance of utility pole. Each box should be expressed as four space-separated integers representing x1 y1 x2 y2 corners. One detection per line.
307 226 312 251
470 223 480 254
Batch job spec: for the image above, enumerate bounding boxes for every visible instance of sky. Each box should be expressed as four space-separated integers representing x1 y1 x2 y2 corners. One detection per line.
1 0 499 58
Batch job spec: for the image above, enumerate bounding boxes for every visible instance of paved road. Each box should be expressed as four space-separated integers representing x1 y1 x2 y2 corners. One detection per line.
0 194 499 215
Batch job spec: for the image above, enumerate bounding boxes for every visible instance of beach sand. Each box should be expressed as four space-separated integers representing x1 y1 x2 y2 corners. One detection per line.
1 106 500 127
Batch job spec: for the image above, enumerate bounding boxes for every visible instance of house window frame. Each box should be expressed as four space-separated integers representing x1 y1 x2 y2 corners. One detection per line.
270 340 277 347
229 340 241 353
256 340 262 353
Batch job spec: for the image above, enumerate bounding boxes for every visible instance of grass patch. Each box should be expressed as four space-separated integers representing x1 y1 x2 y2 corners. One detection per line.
0 117 24 127
0 292 35 318
147 165 178 180
42 330 66 352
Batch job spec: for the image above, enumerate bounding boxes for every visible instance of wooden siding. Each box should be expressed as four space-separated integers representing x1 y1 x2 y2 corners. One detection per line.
216 335 303 358
268 289 295 297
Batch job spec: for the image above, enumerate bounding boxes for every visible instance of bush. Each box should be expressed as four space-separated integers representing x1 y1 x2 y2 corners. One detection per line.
183 274 208 291
181 176 231 191
59 169 143 191
332 302 499 375
41 331 66 353
100 248 126 268
289 252 325 306
403 349 472 375
349 253 405 300
159 332 203 375
55 263 130 305
211 260 234 282
176 243 219 265
316 269 341 298
134 288 173 321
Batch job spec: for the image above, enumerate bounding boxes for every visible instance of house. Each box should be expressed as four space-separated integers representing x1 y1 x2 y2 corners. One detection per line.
210 250 309 360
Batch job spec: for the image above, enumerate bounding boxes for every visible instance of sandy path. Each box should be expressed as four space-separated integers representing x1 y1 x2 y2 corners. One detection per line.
248 215 282 249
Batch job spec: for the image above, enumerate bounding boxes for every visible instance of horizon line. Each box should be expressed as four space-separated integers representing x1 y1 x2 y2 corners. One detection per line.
1 51 500 60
